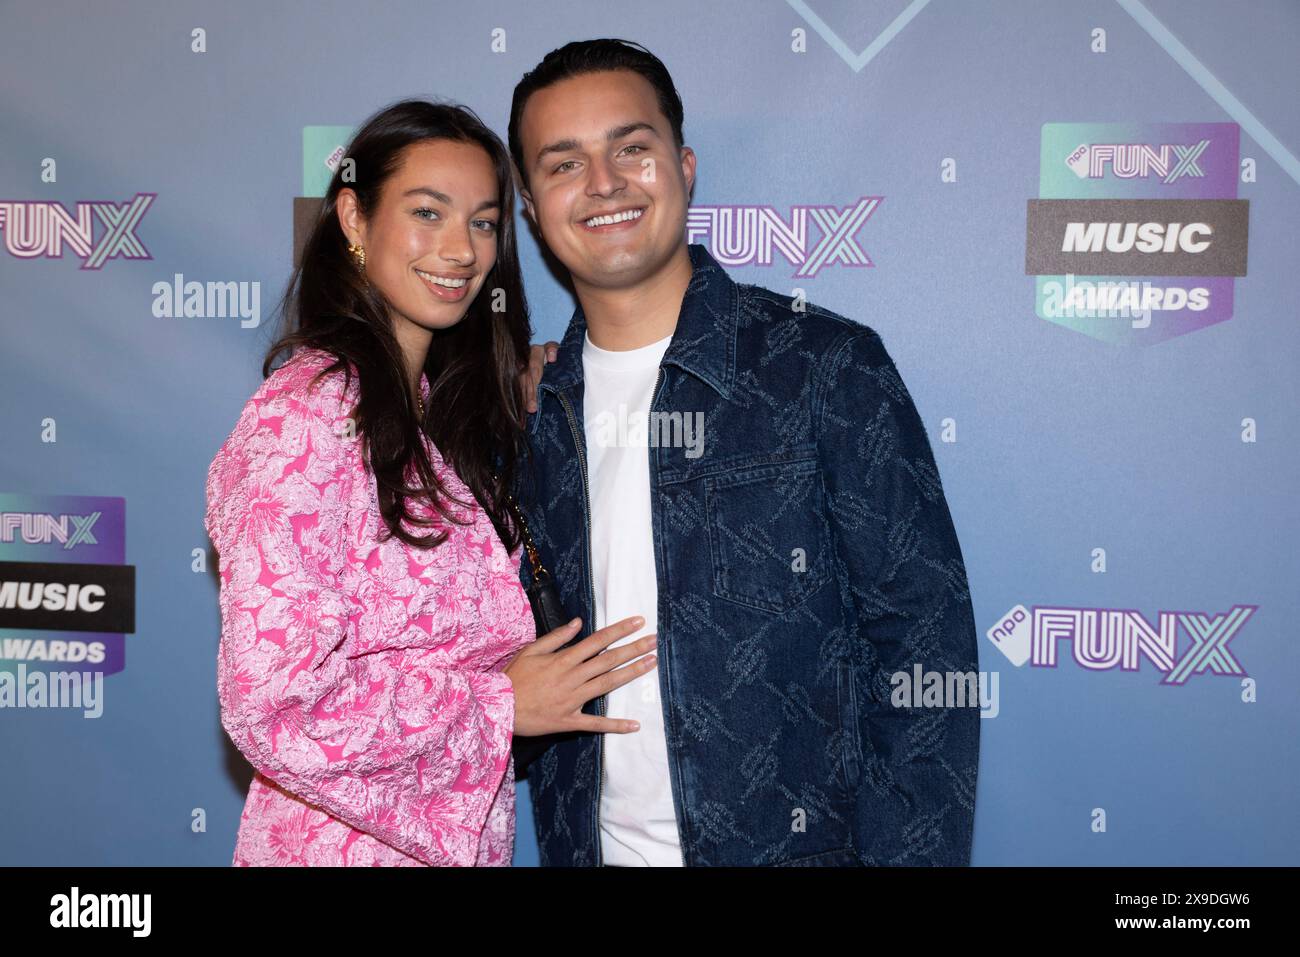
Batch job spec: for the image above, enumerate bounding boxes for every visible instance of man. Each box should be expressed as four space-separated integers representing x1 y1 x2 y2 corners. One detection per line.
509 38 980 866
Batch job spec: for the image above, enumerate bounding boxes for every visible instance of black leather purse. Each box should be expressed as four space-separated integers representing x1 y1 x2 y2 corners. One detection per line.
501 482 580 780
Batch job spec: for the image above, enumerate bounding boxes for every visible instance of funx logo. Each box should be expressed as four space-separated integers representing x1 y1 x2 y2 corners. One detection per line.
1 510 102 550
0 193 155 269
686 196 880 277
1065 138 1211 184
987 603 1255 686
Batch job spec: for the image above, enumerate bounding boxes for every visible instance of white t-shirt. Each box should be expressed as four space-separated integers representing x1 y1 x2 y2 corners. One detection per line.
582 329 684 867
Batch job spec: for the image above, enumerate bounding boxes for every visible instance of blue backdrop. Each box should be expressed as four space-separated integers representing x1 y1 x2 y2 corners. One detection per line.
1 0 1296 866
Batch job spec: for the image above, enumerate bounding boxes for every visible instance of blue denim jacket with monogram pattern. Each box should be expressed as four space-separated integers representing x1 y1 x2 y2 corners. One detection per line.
515 243 979 866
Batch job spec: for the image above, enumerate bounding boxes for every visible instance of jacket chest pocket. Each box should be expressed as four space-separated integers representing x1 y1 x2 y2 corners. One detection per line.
704 458 833 614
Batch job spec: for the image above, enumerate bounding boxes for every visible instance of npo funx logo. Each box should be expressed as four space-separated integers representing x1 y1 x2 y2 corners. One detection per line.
987 603 1255 686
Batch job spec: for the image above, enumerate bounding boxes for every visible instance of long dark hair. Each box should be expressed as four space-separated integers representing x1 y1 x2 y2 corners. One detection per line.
265 99 531 552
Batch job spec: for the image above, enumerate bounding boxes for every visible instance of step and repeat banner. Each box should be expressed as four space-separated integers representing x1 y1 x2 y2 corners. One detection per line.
1 1 1296 866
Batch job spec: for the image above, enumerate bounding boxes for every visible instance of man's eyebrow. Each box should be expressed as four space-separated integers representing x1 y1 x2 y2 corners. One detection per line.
401 187 499 212
534 121 661 168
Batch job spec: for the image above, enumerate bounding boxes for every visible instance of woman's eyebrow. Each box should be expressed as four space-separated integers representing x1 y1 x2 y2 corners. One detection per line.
402 187 453 203
402 187 499 212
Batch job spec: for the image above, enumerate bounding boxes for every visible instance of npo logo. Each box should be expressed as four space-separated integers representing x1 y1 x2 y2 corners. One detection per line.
0 193 155 269
686 196 881 277
1027 123 1247 345
294 125 358 266
987 603 1255 686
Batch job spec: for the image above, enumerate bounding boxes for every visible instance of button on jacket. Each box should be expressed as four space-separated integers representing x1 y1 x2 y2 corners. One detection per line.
516 244 980 866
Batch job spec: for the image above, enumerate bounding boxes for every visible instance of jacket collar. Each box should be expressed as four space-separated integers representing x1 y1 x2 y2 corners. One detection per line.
537 243 738 400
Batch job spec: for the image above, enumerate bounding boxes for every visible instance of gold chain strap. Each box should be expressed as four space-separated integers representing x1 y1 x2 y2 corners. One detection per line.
418 384 544 582
416 387 543 580
495 471 549 583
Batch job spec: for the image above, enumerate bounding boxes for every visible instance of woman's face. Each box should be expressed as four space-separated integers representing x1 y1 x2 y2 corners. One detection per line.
338 138 501 347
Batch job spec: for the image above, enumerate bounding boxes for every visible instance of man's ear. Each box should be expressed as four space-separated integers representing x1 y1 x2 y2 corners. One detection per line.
519 187 537 227
680 145 697 196
336 187 366 246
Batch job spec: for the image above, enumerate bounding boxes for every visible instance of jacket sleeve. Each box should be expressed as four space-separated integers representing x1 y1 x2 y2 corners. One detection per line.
815 326 980 865
205 384 515 866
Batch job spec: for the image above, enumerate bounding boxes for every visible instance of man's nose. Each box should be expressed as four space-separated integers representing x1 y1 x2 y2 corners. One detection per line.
586 154 627 197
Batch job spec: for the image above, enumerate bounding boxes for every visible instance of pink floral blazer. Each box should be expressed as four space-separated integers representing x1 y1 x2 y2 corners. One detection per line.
204 348 535 866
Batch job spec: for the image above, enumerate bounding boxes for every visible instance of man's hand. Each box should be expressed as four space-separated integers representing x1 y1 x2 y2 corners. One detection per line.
519 340 560 417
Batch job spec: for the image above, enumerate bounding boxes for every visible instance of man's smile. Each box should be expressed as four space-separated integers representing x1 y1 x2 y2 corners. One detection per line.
579 205 646 231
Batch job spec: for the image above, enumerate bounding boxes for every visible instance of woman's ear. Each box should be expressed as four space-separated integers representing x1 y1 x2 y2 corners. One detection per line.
336 188 365 246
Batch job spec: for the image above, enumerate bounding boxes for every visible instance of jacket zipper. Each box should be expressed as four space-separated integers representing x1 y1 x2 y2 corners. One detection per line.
647 366 689 864
556 389 603 867
558 366 688 866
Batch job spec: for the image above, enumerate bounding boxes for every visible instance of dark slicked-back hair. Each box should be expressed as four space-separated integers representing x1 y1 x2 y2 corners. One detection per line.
508 38 685 190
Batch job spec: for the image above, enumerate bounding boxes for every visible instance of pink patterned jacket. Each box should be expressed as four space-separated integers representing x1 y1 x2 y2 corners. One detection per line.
205 347 536 866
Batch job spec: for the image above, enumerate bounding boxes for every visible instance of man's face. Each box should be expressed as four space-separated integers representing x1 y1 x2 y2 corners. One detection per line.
339 139 500 338
518 69 695 290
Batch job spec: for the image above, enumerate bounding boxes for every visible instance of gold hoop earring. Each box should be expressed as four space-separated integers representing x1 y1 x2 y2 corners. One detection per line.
347 242 366 270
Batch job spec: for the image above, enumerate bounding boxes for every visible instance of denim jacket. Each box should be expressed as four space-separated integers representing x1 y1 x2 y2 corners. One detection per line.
515 243 980 866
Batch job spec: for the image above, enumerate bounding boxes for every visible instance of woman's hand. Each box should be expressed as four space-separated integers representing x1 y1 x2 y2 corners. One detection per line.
505 615 657 737
518 340 560 418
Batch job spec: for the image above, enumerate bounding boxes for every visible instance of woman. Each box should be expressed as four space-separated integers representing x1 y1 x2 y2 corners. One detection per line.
204 99 657 866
